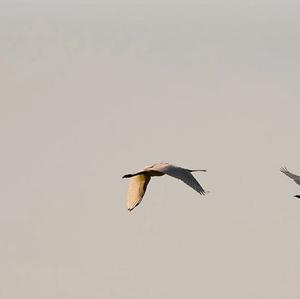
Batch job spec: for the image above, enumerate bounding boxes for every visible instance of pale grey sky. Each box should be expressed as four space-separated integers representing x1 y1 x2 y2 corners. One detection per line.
1 1 300 298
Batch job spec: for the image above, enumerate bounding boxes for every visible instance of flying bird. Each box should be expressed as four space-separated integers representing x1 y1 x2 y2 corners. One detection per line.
122 162 207 211
280 166 300 198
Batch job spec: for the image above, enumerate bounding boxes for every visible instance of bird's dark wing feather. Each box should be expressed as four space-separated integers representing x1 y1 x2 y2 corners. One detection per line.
161 165 206 195
280 167 300 186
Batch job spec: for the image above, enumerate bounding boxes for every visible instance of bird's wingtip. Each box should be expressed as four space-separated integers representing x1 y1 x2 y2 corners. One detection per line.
280 166 288 172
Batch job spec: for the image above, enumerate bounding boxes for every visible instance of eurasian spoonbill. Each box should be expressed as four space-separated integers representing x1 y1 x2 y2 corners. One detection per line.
280 166 300 198
122 162 207 211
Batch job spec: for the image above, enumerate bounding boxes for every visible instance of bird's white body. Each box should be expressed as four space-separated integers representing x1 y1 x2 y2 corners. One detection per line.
123 162 207 211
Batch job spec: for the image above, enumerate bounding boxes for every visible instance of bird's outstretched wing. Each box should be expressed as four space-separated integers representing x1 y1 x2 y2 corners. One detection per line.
127 174 151 211
161 165 206 195
280 167 300 185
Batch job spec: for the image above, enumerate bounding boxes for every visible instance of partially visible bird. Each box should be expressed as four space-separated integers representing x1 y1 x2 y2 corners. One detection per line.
280 166 300 198
122 162 208 211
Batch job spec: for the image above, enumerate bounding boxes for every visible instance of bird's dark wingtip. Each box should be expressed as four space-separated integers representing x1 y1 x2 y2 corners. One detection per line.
202 190 210 195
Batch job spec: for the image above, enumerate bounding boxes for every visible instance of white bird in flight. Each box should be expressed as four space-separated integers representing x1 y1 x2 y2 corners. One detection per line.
122 162 207 211
280 166 300 199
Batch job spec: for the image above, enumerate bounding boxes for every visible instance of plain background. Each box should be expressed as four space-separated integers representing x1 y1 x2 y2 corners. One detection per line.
1 1 300 298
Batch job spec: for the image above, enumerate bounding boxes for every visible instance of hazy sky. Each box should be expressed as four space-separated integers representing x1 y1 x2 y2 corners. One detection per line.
1 1 300 298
